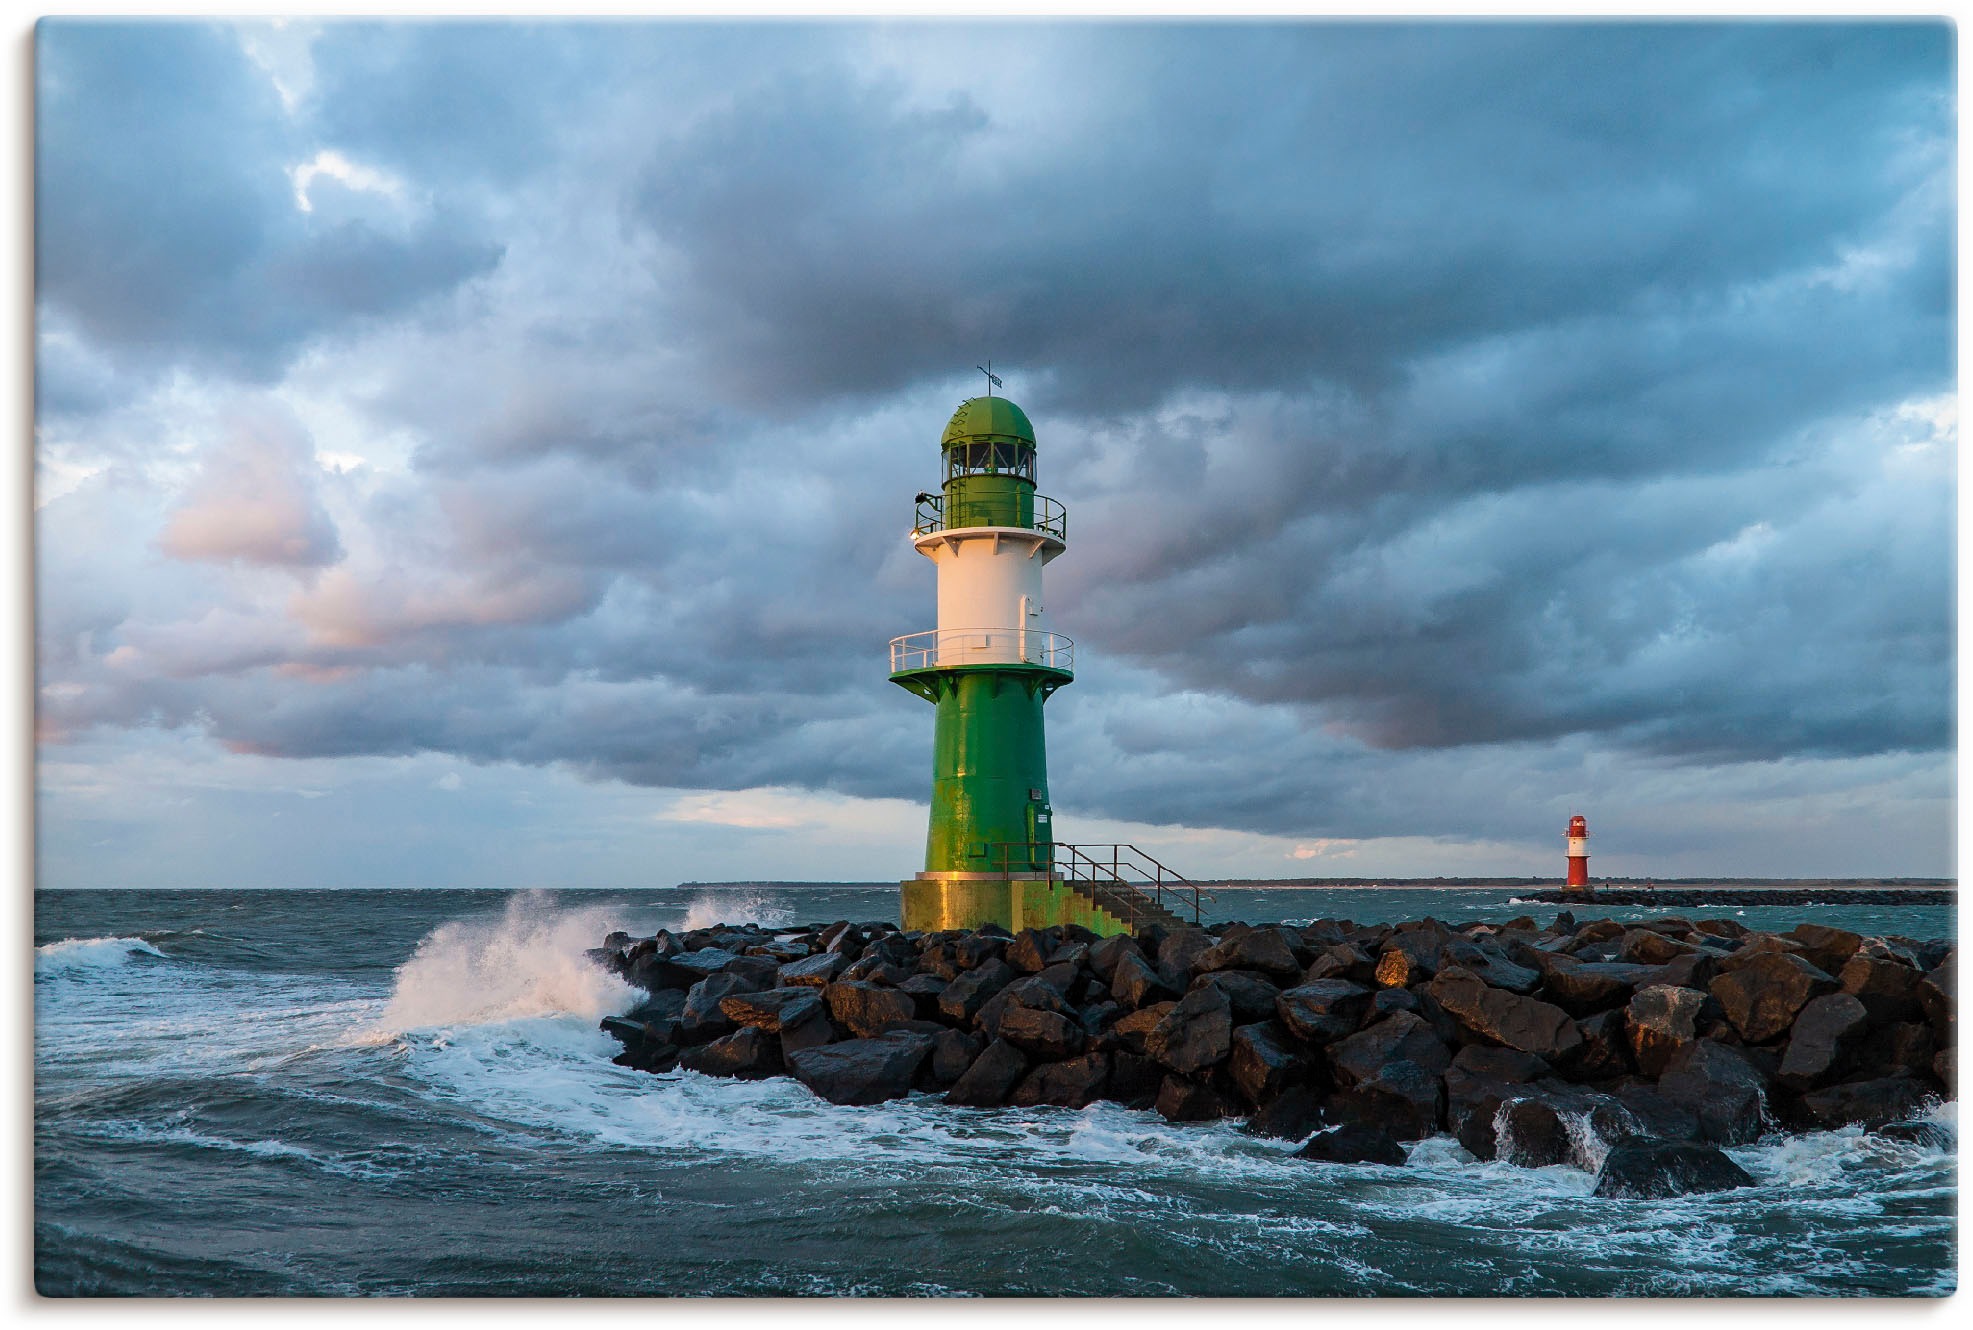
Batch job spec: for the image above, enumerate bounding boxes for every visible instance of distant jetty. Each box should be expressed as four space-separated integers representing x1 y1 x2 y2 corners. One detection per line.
1519 886 1955 907
591 908 1955 1198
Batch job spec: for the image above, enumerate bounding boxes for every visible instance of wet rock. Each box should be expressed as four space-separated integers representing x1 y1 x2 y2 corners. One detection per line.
1079 1000 1124 1045
997 1005 1085 1060
1104 1050 1164 1107
1497 1097 1572 1168
1147 985 1235 1075
1245 1083 1327 1141
777 952 848 988
1592 1142 1754 1199
1304 944 1378 986
1562 1008 1632 1081
927 1028 984 1089
841 955 915 986
1110 950 1174 1010
611 1039 681 1074
1837 954 1926 1025
660 947 744 989
1625 985 1708 1078
1776 993 1869 1091
1294 1123 1406 1166
1709 953 1837 1044
952 932 1007 972
1618 929 1691 966
679 1025 782 1080
1154 1075 1230 1123
1796 1076 1929 1130
1010 1051 1111 1108
1110 1001 1176 1056
778 1001 834 1053
787 1031 935 1106
1005 929 1055 974
1539 959 1662 1015
944 1037 1030 1107
1156 928 1217 989
1657 1040 1768 1145
1330 1012 1452 1087
1366 988 1421 1023
718 987 821 1034
1853 1020 1936 1081
1650 953 1720 993
1327 1059 1442 1140
1227 1021 1306 1106
1085 933 1142 982
823 981 919 1038
1441 937 1542 994
622 989 689 1043
1190 970 1283 1022
1612 1083 1703 1145
1195 928 1302 980
680 972 761 1044
1031 962 1080 996
1276 980 1374 1044
1877 1119 1954 1149
896 972 950 1019
1429 967 1583 1061
938 958 1016 1024
1449 1045 1550 1083
1917 952 1955 1045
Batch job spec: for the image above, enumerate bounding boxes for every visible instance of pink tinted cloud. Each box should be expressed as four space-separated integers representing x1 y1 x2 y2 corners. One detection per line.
159 406 344 568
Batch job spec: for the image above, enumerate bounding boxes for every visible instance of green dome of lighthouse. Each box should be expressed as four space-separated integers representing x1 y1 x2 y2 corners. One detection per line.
942 396 1035 448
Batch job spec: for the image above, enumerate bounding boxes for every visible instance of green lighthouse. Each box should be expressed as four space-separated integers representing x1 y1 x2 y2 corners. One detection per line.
890 395 1150 935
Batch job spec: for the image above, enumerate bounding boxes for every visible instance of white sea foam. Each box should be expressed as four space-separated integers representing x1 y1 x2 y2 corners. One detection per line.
34 935 166 975
678 890 796 931
373 891 638 1036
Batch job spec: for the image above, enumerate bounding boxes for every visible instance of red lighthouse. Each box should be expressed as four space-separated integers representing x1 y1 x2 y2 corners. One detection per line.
1565 814 1591 895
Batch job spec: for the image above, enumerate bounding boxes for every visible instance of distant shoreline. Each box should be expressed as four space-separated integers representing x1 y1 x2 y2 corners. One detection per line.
675 877 1957 893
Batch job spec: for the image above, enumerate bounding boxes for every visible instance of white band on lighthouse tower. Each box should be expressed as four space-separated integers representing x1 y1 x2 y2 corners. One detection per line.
913 525 1064 666
1567 837 1589 859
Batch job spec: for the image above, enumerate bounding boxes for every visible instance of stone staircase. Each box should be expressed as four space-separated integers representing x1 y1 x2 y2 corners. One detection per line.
1035 842 1208 935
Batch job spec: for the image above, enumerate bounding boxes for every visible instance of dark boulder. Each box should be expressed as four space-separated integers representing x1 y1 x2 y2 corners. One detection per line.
1190 970 1283 1022
1710 953 1837 1044
1838 954 1926 1024
1625 985 1707 1078
1227 1021 1306 1106
1110 1001 1176 1056
1877 1119 1953 1150
1776 993 1869 1091
1304 944 1378 986
823 981 919 1038
1656 1039 1769 1145
1796 1076 1929 1130
938 958 1016 1024
1155 927 1216 989
944 1037 1030 1108
1786 923 1863 975
1592 1142 1754 1199
1439 938 1540 994
680 972 760 1044
1618 929 1691 966
1085 933 1142 982
777 952 848 988
1110 951 1174 1009
1294 1123 1406 1166
1917 952 1955 1046
1366 988 1421 1023
896 972 950 1019
1005 929 1055 974
1154 1075 1230 1123
997 1005 1085 1060
1146 985 1235 1075
679 1025 783 1080
1195 928 1302 980
1327 1059 1442 1140
1276 980 1374 1044
718 987 821 1034
1497 1097 1573 1168
927 1028 985 1089
1539 957 1661 1016
1449 1044 1550 1083
787 1031 935 1106
1562 1008 1632 1080
658 947 743 989
1103 1050 1164 1107
622 989 689 1042
1244 1083 1327 1141
1010 1051 1112 1108
1854 1020 1937 1081
1429 967 1583 1060
1330 1012 1452 1086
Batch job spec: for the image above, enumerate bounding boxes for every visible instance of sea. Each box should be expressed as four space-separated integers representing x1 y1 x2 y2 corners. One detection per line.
33 885 1959 1297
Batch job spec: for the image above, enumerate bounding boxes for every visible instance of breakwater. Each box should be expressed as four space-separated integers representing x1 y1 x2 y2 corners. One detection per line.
1519 888 1954 907
592 909 1955 1199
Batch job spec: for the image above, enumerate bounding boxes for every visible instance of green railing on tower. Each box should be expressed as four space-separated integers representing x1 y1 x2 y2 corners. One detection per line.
914 492 1067 541
984 841 1214 927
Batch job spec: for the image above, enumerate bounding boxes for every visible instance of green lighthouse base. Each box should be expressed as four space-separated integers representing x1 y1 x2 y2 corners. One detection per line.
900 874 1136 937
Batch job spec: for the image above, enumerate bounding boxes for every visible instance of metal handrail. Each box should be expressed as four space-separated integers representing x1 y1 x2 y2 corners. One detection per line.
914 492 1067 541
889 628 1075 674
983 840 1213 926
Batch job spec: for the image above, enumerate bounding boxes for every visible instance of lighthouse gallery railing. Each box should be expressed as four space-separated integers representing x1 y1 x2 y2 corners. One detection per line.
889 628 1075 673
914 492 1067 541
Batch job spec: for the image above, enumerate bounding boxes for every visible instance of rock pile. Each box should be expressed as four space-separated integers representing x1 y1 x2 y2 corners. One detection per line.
590 912 1955 1197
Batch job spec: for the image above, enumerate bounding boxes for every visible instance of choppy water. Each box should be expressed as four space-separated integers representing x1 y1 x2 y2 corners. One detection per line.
34 886 1958 1296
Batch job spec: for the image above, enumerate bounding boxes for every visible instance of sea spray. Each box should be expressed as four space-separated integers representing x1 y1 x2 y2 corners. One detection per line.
375 892 637 1035
34 935 167 976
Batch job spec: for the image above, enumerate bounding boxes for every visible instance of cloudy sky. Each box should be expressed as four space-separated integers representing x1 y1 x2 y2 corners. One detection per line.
33 18 1955 889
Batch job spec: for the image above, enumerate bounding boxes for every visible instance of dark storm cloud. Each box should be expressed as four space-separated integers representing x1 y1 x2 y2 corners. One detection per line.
35 21 503 385
32 19 1955 866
